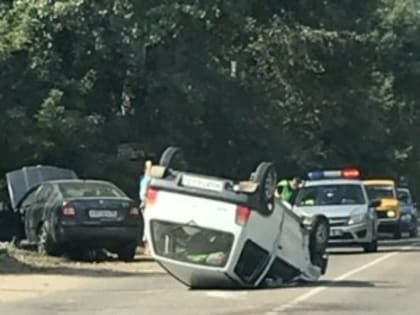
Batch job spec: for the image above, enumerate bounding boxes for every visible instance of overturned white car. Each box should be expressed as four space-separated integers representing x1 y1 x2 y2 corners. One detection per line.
144 147 329 289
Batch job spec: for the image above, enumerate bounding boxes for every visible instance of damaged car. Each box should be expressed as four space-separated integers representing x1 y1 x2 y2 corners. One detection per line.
6 165 143 261
143 147 330 289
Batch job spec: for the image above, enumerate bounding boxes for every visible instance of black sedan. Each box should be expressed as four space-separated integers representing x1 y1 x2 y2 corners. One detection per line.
14 177 142 261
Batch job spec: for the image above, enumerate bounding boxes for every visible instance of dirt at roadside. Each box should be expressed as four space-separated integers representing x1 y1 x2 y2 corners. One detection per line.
0 243 167 303
0 243 165 276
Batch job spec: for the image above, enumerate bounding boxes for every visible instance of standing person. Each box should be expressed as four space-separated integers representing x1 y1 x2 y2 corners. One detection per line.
139 160 152 255
275 177 303 204
139 160 153 207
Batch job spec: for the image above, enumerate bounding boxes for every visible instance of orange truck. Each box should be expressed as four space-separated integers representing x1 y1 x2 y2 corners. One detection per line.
363 179 402 239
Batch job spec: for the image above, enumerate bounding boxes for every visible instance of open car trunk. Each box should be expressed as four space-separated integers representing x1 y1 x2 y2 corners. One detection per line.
6 165 78 209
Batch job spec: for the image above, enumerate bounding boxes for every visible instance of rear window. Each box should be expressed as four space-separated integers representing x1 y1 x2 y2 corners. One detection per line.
365 185 395 200
295 184 366 206
58 182 127 198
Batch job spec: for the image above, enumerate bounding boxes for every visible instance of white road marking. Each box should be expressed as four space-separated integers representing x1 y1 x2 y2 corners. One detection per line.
266 246 412 314
204 291 248 299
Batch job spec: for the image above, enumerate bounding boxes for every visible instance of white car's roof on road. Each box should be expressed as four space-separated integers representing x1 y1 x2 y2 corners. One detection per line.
304 179 363 187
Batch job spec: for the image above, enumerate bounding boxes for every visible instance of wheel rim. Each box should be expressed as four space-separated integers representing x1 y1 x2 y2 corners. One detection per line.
316 223 328 245
266 202 274 213
264 169 277 199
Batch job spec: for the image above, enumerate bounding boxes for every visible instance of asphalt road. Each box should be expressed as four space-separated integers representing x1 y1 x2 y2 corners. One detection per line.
1 236 419 315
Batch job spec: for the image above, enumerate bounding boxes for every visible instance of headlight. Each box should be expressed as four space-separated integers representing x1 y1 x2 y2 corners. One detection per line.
387 210 396 218
348 213 366 225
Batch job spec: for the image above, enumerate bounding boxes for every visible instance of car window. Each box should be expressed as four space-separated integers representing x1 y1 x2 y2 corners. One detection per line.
295 184 366 206
397 189 412 205
21 187 42 208
48 185 62 203
58 182 127 198
365 185 395 200
36 185 54 203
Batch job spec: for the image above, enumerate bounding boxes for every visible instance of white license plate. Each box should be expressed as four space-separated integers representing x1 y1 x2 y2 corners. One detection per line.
89 210 118 218
330 229 343 237
182 175 224 192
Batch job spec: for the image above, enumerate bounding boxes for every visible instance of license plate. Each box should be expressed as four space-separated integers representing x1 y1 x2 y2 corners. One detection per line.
182 175 224 192
89 210 118 219
329 229 343 237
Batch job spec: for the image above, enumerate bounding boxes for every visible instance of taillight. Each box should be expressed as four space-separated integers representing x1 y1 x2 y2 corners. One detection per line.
129 205 139 216
235 205 251 226
146 188 159 206
62 202 76 217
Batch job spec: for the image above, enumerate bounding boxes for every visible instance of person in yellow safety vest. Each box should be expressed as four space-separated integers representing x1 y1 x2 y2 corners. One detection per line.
275 177 303 203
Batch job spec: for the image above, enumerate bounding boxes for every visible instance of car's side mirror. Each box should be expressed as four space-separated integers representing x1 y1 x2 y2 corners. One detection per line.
369 200 381 208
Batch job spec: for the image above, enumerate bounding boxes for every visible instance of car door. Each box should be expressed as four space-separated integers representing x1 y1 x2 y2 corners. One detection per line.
44 184 62 228
33 184 54 226
0 203 21 242
25 184 53 242
21 187 42 242
405 190 416 216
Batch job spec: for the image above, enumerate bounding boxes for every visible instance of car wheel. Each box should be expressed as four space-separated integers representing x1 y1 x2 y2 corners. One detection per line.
310 217 329 251
139 212 145 245
393 224 402 240
37 222 61 256
409 218 418 238
309 216 329 271
253 162 277 215
117 243 137 262
159 146 187 171
363 239 378 253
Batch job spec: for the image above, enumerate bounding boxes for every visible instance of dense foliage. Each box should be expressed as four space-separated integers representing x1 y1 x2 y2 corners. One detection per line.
0 0 419 199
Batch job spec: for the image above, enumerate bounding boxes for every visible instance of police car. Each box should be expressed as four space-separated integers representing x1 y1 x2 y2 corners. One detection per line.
143 147 330 289
293 169 380 253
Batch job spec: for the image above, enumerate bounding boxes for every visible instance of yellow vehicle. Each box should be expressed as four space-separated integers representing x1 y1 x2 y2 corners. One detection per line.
363 179 402 239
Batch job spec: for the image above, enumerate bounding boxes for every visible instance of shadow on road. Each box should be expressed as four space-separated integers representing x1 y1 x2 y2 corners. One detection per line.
190 279 396 292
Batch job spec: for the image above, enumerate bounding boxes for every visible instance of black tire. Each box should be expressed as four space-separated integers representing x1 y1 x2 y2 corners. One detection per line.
393 224 402 239
409 218 418 238
159 146 187 171
37 222 61 256
117 243 137 262
309 216 329 254
363 239 378 253
313 254 328 275
308 216 329 273
138 211 145 245
253 162 277 215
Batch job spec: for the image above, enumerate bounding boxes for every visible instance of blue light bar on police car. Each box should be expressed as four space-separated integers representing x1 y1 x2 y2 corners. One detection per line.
307 168 360 180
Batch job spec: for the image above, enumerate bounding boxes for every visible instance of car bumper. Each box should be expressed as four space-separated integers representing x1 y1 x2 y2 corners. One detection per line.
55 225 141 247
328 222 372 245
378 215 415 232
377 218 399 232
